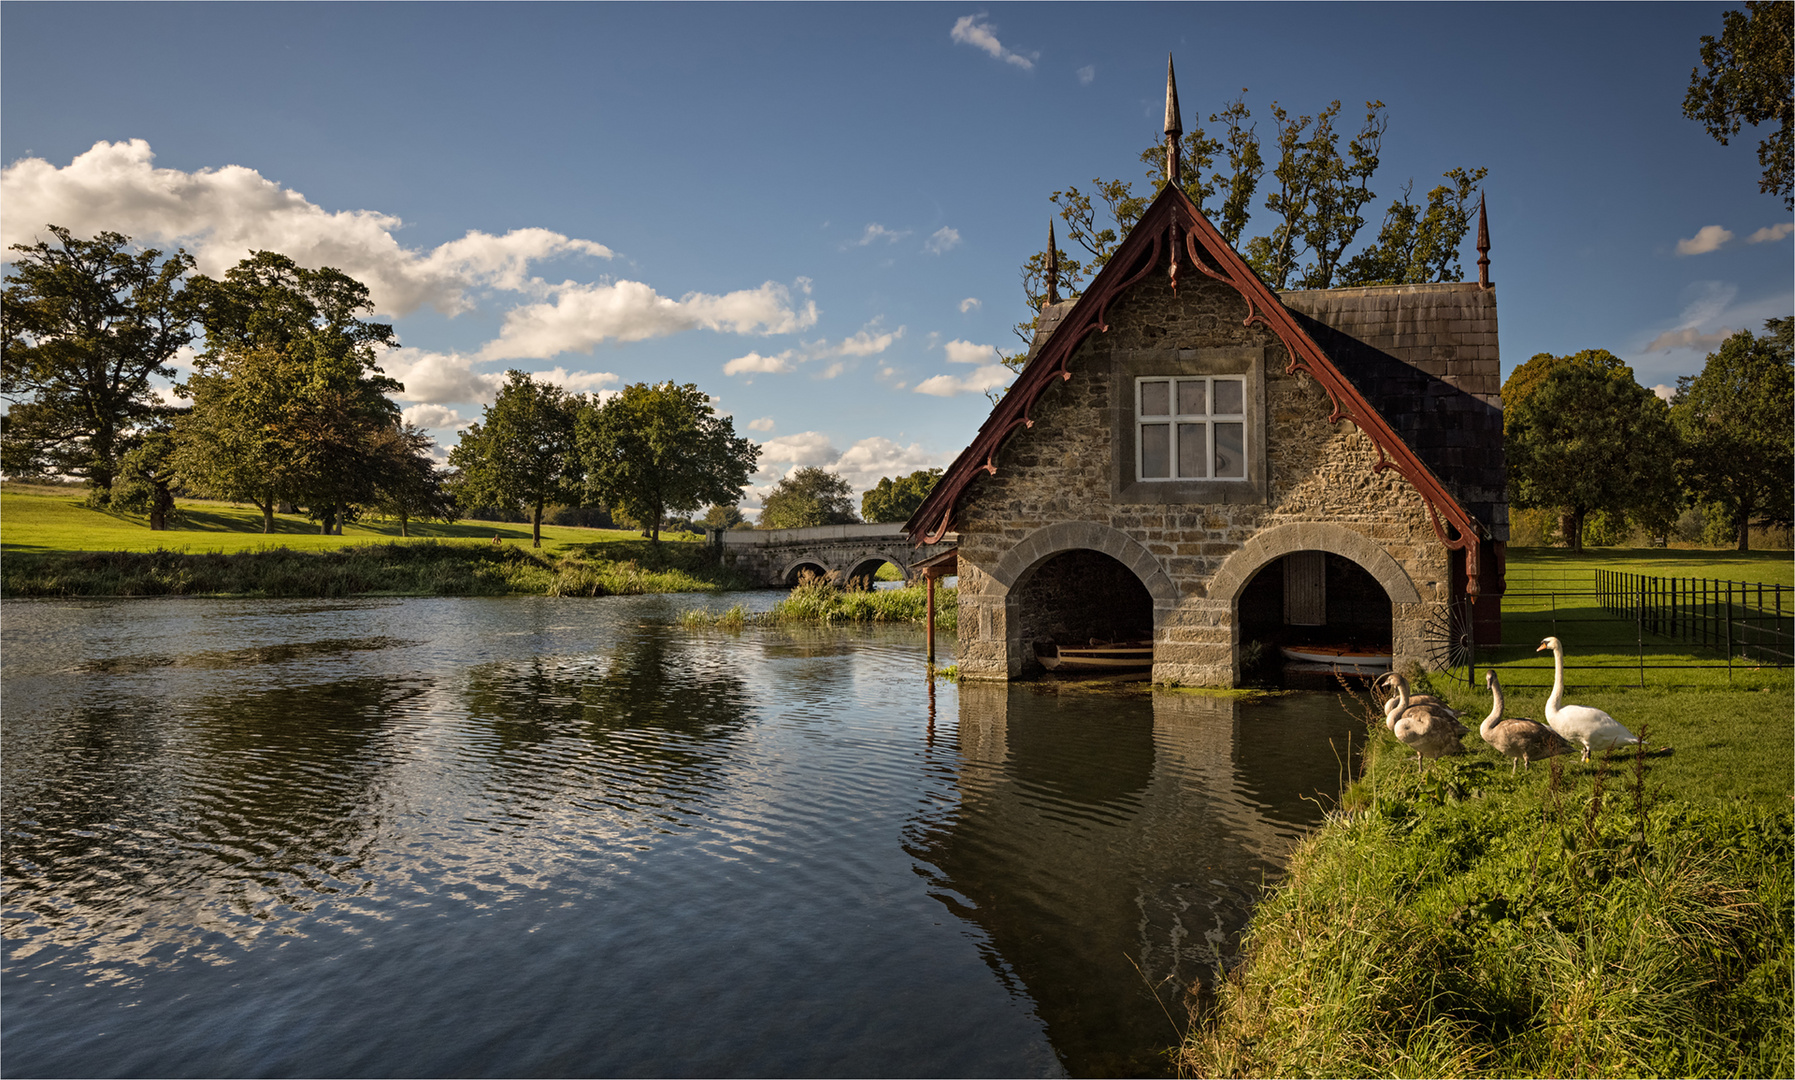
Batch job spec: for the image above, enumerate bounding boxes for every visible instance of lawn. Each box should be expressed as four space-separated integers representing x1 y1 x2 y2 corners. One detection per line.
0 483 670 555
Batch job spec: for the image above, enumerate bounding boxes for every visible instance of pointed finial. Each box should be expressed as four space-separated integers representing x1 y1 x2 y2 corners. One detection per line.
1045 219 1061 306
1476 191 1491 288
1164 54 1183 187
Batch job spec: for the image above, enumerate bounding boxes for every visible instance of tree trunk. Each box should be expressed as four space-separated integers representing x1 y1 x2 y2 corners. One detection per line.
532 501 543 548
1561 509 1585 554
400 513 410 539
260 500 275 534
149 483 172 531
1738 514 1752 552
320 506 336 535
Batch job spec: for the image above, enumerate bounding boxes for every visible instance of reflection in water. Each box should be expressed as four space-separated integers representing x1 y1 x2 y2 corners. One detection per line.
3 597 1361 1078
911 683 1361 1076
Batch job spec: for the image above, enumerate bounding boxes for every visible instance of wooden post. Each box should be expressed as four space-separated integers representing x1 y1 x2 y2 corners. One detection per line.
926 572 936 667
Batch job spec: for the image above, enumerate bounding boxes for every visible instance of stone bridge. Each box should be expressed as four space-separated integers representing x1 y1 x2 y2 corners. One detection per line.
712 523 958 588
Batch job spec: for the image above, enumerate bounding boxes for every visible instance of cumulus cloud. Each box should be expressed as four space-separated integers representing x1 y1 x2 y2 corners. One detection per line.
483 279 818 361
1076 64 1096 85
0 139 613 316
959 297 981 313
381 349 508 404
724 350 798 376
836 321 904 357
530 367 622 396
924 226 962 254
831 437 946 490
1649 384 1676 403
748 416 776 433
950 14 1035 70
853 223 910 246
943 338 999 364
1748 222 1794 244
757 431 841 471
915 363 1013 397
1644 326 1737 353
402 403 471 432
1676 225 1734 255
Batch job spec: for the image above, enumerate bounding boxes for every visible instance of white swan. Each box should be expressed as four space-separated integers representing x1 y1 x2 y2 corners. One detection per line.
1535 636 1640 761
1480 669 1572 774
1379 674 1459 723
1381 673 1468 770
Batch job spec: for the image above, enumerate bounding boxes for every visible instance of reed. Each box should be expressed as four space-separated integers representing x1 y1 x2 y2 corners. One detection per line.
675 572 958 631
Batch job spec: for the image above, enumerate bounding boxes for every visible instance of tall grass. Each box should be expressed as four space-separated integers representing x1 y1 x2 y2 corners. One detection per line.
1 540 753 599
678 571 957 631
1180 688 1794 1078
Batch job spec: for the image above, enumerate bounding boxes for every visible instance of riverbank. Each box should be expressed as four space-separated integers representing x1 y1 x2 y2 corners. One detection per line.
0 540 753 598
678 572 958 632
1179 678 1794 1077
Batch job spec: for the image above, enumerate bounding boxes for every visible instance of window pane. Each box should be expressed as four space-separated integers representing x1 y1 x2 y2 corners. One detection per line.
1178 423 1207 477
1140 380 1170 416
1215 379 1244 414
1215 422 1245 477
1177 379 1206 416
1140 424 1171 478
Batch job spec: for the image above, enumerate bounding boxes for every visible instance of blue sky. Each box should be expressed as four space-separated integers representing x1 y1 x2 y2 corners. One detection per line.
4 2 1789 513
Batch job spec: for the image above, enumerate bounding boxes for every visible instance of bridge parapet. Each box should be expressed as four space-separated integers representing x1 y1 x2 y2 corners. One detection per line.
713 525 959 587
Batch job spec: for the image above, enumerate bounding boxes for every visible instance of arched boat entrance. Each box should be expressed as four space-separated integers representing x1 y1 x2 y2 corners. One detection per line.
1013 549 1155 673
1237 552 1394 683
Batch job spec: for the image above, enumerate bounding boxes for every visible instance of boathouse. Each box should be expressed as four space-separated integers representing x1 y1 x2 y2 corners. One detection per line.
904 61 1508 686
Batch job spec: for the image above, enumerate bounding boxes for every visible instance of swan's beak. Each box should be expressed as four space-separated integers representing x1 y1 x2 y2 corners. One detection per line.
1535 642 1548 652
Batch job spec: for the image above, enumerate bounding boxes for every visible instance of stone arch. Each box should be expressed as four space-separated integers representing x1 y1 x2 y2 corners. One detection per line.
988 521 1180 606
843 550 915 588
779 558 831 586
1206 521 1420 607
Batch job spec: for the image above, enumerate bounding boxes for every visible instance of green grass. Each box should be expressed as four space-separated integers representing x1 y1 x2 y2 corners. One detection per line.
1180 669 1793 1078
0 483 668 555
1506 545 1793 588
677 572 958 632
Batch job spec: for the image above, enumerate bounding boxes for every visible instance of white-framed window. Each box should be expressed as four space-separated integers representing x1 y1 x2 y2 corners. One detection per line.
1135 376 1248 481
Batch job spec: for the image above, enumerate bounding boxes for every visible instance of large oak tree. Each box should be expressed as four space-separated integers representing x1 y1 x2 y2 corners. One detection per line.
1673 318 1794 550
578 381 758 544
450 371 583 548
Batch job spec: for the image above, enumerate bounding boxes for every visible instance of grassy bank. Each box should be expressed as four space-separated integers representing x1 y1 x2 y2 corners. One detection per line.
1181 677 1793 1077
1 539 752 599
679 572 958 632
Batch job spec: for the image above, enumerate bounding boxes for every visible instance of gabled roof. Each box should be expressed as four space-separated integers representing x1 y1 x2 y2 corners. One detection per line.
904 181 1497 594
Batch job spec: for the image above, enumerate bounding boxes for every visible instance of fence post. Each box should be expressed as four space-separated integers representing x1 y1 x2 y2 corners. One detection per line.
1725 581 1734 679
1637 576 1646 688
1466 596 1476 689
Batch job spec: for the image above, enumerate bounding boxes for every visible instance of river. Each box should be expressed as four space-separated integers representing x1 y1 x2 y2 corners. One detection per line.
2 595 1363 1077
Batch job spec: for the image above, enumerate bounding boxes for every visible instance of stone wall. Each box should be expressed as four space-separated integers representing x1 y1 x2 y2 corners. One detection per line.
952 273 1458 685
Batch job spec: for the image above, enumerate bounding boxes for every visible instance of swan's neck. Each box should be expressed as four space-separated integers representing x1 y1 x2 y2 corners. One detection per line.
1480 681 1504 740
1385 678 1409 729
1545 645 1565 720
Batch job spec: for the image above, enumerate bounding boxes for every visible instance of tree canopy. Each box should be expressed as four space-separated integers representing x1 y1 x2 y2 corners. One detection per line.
861 468 943 524
1503 351 1679 553
1 226 195 498
1012 92 1486 356
1672 318 1794 550
577 381 758 544
1684 0 1794 208
759 466 857 529
450 371 584 548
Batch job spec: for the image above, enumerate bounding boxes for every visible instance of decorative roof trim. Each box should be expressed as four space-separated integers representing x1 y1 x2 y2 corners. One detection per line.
904 183 1493 595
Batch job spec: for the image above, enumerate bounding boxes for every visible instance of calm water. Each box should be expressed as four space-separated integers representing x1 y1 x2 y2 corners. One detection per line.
2 595 1362 1078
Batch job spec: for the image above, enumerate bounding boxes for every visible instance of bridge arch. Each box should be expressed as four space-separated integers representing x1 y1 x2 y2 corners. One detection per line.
843 549 917 589
779 558 831 586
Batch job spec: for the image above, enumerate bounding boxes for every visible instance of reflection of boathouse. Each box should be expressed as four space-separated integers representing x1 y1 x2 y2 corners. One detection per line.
910 683 1358 1075
905 63 1507 686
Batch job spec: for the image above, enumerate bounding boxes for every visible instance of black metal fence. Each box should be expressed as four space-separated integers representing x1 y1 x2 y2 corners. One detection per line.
1438 569 1793 690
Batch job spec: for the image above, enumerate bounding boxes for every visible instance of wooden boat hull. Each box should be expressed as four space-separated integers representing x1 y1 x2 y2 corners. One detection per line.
1279 646 1392 673
1038 643 1154 672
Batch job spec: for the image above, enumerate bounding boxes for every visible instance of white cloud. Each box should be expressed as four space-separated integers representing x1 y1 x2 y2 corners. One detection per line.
0 139 612 316
830 437 945 490
853 223 911 247
1676 225 1734 255
748 416 776 433
1076 64 1096 85
724 350 798 376
950 14 1035 70
959 297 981 313
835 321 904 356
1644 326 1736 353
402 403 471 432
1747 222 1795 244
915 363 1013 397
925 226 961 255
819 361 846 379
482 279 818 361
943 338 999 364
757 431 841 471
1649 384 1676 403
380 349 508 404
530 367 622 395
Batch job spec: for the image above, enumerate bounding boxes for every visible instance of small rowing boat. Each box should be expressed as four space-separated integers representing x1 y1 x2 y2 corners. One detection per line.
1278 645 1392 673
1037 640 1154 671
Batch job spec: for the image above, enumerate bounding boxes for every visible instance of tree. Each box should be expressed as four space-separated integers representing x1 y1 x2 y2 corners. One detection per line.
1504 351 1678 553
759 466 857 529
1672 318 1794 551
109 416 186 531
577 381 757 545
1009 92 1483 362
174 252 402 532
1 226 194 499
450 371 582 548
1684 0 1794 209
702 503 746 530
370 422 456 537
861 468 943 523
